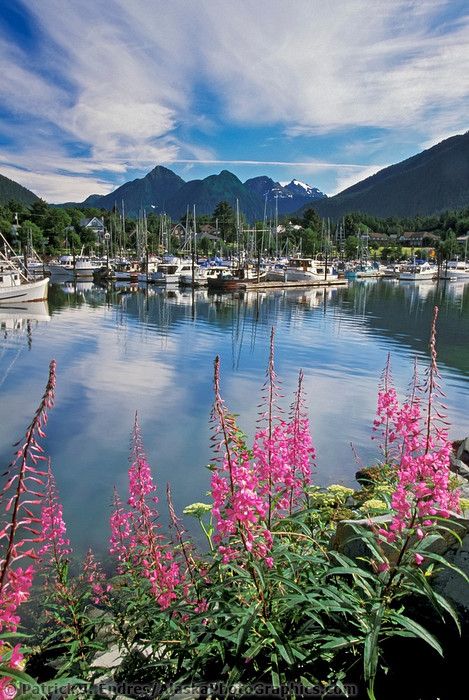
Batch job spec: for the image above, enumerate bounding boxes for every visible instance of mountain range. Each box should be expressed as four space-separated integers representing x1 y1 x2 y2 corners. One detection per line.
59 168 327 220
2 131 469 220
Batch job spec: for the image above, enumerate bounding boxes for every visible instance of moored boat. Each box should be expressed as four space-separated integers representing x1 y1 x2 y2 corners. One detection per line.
151 257 193 284
438 259 469 281
206 266 267 291
399 261 436 281
285 257 338 283
0 263 49 303
180 264 231 287
0 235 49 304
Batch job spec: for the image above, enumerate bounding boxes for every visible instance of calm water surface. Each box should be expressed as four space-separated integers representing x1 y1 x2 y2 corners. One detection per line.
1 279 468 556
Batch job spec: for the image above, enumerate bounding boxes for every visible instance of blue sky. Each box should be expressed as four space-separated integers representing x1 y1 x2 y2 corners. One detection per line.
1 0 468 202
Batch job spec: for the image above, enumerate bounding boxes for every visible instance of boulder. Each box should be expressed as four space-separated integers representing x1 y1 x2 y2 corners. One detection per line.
456 435 469 466
450 454 469 480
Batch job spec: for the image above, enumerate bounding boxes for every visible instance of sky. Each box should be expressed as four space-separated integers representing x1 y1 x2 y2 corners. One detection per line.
0 0 468 203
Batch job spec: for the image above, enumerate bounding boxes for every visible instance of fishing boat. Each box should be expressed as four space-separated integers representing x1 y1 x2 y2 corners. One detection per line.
0 259 49 304
111 259 141 282
284 257 338 283
0 235 49 304
180 264 232 287
382 263 403 278
150 257 193 284
399 260 436 281
47 254 103 278
206 266 267 291
47 254 75 277
346 262 383 279
74 257 105 278
438 257 469 281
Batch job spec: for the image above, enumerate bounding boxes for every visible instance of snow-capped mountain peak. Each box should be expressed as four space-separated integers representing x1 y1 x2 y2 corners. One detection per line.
283 179 322 198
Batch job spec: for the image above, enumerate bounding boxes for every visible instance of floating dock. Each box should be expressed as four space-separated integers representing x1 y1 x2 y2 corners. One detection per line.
234 278 349 291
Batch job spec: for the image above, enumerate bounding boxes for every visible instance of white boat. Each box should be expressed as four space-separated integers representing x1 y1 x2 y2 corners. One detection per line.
138 256 160 282
47 254 104 278
382 263 403 278
345 262 383 279
74 257 105 278
151 257 193 284
180 265 231 287
111 259 141 282
438 259 469 281
285 257 338 283
0 261 49 304
399 261 436 281
47 254 75 277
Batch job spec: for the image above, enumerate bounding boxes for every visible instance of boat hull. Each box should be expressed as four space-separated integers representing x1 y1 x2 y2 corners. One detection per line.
399 272 435 281
0 277 49 304
286 270 338 283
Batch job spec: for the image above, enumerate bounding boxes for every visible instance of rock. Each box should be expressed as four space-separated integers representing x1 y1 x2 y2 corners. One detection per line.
433 531 469 621
450 454 469 480
91 645 122 670
456 435 469 466
332 514 393 560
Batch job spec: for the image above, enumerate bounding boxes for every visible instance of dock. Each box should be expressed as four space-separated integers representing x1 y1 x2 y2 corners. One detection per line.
234 278 349 291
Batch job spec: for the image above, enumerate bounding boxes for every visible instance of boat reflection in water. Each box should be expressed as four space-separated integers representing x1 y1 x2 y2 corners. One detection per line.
0 301 50 369
0 300 50 332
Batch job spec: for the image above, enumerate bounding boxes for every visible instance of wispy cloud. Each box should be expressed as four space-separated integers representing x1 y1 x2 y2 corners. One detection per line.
0 0 467 200
166 160 374 169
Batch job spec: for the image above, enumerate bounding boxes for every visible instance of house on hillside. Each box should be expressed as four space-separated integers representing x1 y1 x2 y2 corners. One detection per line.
198 224 221 241
80 217 106 240
399 231 439 246
367 231 390 244
171 224 187 243
171 223 221 244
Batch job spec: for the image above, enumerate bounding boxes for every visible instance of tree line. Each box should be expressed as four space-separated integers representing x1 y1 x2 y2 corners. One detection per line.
1 197 468 260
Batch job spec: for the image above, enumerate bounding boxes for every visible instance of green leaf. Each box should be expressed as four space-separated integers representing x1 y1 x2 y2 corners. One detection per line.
321 635 361 650
431 592 461 635
363 627 380 683
422 551 469 582
389 612 443 656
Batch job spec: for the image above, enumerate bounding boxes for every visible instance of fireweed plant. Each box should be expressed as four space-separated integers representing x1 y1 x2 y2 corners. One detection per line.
0 312 466 700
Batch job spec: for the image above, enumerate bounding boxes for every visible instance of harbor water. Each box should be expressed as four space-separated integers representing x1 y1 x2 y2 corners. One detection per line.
0 278 468 556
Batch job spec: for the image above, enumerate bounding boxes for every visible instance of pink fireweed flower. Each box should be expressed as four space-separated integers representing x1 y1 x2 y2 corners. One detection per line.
109 489 132 568
210 355 273 564
0 641 25 700
380 308 459 545
372 353 400 462
38 467 71 559
253 361 314 519
0 565 34 633
110 416 181 609
82 549 111 605
284 370 315 511
211 450 272 562
0 361 57 637
383 400 458 542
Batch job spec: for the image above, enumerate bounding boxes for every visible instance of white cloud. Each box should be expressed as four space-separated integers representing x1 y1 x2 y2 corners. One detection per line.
0 0 468 199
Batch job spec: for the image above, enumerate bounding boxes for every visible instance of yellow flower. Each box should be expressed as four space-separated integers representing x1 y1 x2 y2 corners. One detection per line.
183 502 212 517
360 498 388 513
